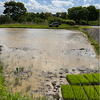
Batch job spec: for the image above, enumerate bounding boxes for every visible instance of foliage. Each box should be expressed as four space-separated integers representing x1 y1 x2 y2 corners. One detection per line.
56 12 67 19
75 74 89 85
44 12 52 19
62 20 75 25
87 6 99 24
61 85 75 100
32 17 45 23
0 15 12 24
94 85 100 95
72 86 87 100
83 85 99 100
68 5 99 24
17 15 26 23
66 74 80 85
48 17 62 24
3 1 27 21
92 73 100 82
84 73 98 85
68 6 89 24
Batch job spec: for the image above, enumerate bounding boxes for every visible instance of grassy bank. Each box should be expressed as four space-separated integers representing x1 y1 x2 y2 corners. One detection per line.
80 29 100 55
0 23 90 30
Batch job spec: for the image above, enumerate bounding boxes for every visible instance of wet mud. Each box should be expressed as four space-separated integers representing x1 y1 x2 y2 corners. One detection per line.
0 28 99 98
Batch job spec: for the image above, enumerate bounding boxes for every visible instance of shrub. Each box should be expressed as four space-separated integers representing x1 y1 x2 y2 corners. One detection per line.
62 20 75 25
0 15 12 24
32 17 45 23
17 15 26 23
48 17 62 24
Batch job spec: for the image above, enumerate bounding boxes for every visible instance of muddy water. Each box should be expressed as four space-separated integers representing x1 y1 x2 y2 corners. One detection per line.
0 28 99 96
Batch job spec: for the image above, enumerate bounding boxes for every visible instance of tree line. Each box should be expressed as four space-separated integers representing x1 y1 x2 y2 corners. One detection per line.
0 0 99 25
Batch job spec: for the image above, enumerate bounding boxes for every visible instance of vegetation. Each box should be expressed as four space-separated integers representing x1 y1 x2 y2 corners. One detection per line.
80 30 100 55
75 74 89 85
66 73 99 85
68 6 99 25
61 85 75 100
72 86 87 100
92 73 100 81
3 1 27 21
62 73 100 100
66 74 80 85
0 61 51 100
83 85 99 100
84 73 99 85
94 85 100 95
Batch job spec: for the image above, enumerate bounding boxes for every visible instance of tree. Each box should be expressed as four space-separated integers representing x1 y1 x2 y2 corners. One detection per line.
44 12 52 19
3 1 27 22
68 6 89 24
87 6 99 24
0 15 12 24
39 12 45 19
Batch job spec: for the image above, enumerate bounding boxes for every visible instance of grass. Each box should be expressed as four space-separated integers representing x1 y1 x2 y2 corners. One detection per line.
80 30 100 55
0 23 90 30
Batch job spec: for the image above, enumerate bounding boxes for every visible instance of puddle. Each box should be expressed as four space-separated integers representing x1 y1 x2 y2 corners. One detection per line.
0 28 99 96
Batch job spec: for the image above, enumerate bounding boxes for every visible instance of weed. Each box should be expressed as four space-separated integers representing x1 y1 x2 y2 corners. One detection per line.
13 77 21 86
19 67 24 72
26 86 31 92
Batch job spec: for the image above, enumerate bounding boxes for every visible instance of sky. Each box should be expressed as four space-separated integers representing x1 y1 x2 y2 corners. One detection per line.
0 0 99 14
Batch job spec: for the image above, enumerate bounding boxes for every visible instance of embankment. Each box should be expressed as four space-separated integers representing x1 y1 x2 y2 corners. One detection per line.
82 28 100 46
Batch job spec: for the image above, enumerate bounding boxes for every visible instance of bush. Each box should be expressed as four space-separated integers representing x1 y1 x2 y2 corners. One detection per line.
32 17 45 23
17 15 26 23
48 17 62 24
26 16 32 22
62 20 75 25
0 15 12 24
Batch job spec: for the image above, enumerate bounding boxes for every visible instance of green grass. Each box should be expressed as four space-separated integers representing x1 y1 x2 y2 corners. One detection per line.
82 21 99 26
0 23 90 30
80 29 100 55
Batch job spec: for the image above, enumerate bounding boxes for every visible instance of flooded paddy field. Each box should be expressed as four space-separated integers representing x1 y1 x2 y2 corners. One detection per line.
0 28 99 98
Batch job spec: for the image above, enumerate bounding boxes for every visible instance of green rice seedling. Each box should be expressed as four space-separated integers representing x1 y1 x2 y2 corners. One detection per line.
13 77 21 86
26 86 31 92
72 85 88 100
94 85 100 95
92 73 100 83
66 74 80 85
75 74 89 85
61 85 75 100
84 73 98 85
16 67 18 72
19 67 24 72
83 85 99 100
